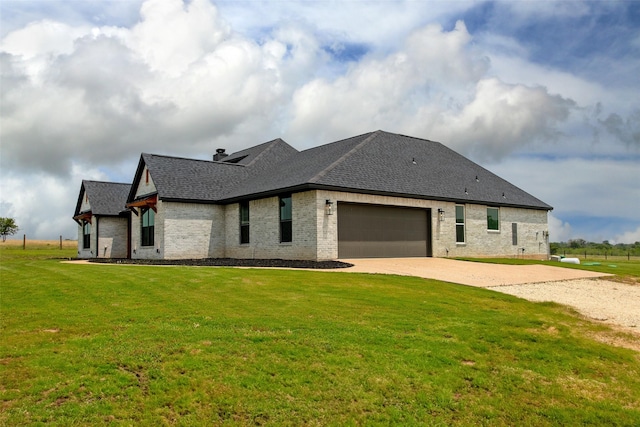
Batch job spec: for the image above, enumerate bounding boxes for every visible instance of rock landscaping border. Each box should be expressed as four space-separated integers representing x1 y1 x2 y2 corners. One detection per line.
88 258 353 269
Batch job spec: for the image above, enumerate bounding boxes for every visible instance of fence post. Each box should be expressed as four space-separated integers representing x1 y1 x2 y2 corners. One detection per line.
23 234 26 250
60 235 62 250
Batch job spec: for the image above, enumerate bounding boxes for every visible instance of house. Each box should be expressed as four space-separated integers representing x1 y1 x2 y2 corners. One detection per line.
73 180 131 258
75 130 552 260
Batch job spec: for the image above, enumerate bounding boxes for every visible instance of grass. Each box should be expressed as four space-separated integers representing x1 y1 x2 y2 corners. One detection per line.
1 245 640 425
456 257 640 284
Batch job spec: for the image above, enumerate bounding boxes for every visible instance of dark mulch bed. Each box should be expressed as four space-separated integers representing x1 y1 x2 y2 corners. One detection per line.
88 258 353 269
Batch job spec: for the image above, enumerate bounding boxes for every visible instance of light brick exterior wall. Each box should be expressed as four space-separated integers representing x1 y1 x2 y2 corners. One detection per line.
77 219 93 259
97 217 128 258
313 190 549 259
124 189 548 261
135 165 156 198
131 200 164 260
163 202 225 259
80 190 91 212
224 192 319 260
130 200 224 260
77 215 128 258
445 205 549 258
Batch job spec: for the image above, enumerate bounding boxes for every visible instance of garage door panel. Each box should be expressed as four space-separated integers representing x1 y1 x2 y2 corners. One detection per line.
339 241 429 258
338 202 431 258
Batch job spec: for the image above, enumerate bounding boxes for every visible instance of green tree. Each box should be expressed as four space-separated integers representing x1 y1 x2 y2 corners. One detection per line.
0 217 19 242
569 238 586 249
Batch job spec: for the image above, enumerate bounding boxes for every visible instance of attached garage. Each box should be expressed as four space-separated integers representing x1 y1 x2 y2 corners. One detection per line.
337 202 432 258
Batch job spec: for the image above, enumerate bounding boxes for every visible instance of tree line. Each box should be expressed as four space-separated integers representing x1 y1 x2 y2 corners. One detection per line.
551 239 640 256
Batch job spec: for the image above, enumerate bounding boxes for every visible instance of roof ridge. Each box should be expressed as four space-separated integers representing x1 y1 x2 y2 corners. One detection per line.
244 138 285 167
84 180 131 186
142 152 246 168
308 130 380 184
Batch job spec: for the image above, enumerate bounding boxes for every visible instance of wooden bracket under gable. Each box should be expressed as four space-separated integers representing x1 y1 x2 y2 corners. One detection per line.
73 211 92 225
126 194 158 215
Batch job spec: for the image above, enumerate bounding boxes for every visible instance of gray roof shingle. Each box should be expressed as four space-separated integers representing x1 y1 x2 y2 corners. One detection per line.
75 180 131 216
221 131 552 210
135 153 248 202
127 130 551 210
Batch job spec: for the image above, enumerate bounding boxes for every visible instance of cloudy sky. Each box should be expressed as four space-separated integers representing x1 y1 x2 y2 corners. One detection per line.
1 0 639 243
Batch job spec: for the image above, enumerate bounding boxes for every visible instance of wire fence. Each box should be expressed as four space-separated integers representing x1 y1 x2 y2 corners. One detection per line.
552 250 638 261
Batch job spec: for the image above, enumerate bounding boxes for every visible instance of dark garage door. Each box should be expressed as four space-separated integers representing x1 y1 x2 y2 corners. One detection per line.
338 202 431 258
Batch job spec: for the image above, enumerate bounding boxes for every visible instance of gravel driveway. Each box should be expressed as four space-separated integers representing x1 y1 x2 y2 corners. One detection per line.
338 258 640 335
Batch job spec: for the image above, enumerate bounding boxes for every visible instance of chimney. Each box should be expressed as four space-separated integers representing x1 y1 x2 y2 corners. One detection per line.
213 148 228 161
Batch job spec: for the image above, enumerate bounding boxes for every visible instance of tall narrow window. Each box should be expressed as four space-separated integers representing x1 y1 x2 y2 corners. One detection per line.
240 201 250 244
141 207 155 246
279 194 292 243
83 221 91 249
455 205 465 243
487 207 499 231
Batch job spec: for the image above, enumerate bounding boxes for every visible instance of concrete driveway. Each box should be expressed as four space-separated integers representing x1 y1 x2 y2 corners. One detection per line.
336 258 611 287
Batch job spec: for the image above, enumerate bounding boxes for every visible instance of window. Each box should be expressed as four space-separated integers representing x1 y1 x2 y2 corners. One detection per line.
141 207 155 246
82 221 91 249
455 205 465 243
240 201 250 244
279 194 292 243
487 207 499 231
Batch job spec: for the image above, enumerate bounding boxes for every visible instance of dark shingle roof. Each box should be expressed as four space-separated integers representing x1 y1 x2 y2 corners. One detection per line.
126 130 551 210
75 180 131 216
222 138 297 167
134 153 249 202
221 131 552 210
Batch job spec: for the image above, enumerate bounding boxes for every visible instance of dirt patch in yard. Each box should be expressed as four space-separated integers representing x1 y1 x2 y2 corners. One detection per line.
490 279 640 347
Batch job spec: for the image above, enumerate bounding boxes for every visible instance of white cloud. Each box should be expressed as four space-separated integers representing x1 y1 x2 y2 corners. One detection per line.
288 21 491 145
493 157 640 219
548 214 572 242
0 0 638 241
0 164 107 241
129 0 229 77
428 78 575 161
0 19 87 59
613 226 640 245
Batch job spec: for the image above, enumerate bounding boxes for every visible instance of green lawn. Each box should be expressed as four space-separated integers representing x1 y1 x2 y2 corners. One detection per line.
1 247 639 425
456 257 640 284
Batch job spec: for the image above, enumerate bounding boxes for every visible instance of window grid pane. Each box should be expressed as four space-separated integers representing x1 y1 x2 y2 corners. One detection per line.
279 195 292 242
487 208 499 231
456 224 465 243
83 222 91 249
141 208 155 246
455 205 464 224
240 201 250 244
455 205 465 243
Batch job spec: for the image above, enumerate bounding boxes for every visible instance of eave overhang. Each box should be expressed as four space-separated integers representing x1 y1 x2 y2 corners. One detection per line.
73 211 92 225
218 184 553 211
126 194 158 216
